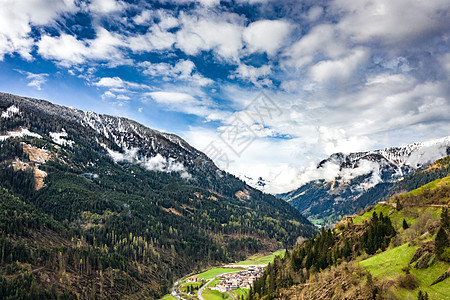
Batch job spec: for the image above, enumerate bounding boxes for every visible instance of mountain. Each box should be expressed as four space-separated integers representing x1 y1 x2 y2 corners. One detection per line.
250 175 450 299
279 138 450 226
0 92 316 298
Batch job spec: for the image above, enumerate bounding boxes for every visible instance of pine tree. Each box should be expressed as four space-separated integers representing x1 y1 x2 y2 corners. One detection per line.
402 218 408 229
435 226 448 258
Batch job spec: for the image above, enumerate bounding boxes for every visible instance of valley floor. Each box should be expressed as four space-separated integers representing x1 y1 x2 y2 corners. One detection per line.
160 250 286 300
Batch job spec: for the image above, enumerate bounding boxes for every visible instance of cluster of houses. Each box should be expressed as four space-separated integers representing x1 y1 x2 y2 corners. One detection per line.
210 266 264 293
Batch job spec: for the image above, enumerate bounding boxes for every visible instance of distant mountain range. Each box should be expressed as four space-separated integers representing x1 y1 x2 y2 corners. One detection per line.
0 92 316 298
279 137 450 226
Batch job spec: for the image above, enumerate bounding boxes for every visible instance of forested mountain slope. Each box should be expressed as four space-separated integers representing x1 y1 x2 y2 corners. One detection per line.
0 92 316 298
251 174 450 299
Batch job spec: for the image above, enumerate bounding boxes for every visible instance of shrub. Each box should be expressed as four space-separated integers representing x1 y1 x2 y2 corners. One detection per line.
396 274 419 290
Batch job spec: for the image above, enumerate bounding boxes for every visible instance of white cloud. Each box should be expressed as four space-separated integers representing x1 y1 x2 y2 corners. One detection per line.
171 0 220 7
229 64 272 86
37 28 128 67
304 6 324 22
139 60 213 86
175 12 244 61
133 10 153 25
284 24 349 68
116 94 130 100
316 126 376 156
333 0 449 43
0 0 77 60
439 53 450 76
15 69 49 90
127 25 176 52
243 20 292 56
147 91 197 105
146 91 228 121
101 91 116 99
133 9 179 29
95 77 124 88
94 76 150 89
105 147 191 178
309 48 369 82
89 0 124 14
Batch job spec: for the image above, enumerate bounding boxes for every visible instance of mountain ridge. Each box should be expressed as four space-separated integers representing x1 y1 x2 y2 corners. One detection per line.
280 137 450 226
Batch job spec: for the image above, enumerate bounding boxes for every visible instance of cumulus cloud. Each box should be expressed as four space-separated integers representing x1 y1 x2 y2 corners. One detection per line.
175 12 245 61
37 28 128 67
315 127 376 156
243 20 292 56
309 48 370 82
133 9 179 28
304 6 324 22
333 0 449 43
94 76 150 89
127 25 176 52
139 60 213 86
89 0 125 14
284 24 349 68
230 64 272 86
0 0 77 60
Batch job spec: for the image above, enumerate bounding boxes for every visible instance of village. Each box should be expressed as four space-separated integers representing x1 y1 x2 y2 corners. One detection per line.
210 266 264 293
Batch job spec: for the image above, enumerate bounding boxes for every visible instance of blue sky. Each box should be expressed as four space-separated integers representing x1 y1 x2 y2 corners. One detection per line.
0 0 449 193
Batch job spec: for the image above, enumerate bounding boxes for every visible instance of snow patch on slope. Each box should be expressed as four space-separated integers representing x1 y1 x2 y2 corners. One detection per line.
0 128 42 141
50 129 74 147
1 105 19 118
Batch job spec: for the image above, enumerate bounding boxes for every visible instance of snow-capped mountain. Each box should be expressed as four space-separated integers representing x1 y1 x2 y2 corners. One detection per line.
279 137 450 226
319 136 450 179
0 92 215 179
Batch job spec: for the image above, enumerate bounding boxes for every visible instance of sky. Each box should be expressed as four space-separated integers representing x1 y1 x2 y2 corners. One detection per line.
0 0 449 194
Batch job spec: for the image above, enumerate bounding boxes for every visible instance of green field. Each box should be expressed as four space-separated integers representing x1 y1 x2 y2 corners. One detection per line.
196 267 243 280
206 278 220 287
406 175 450 196
231 249 286 265
230 287 249 298
352 204 442 231
359 243 417 278
203 288 232 300
359 243 450 299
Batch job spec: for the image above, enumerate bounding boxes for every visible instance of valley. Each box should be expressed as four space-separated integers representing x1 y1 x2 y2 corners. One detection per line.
162 250 285 300
0 95 449 300
0 94 315 298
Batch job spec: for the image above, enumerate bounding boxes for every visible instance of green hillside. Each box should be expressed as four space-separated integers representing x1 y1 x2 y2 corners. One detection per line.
248 177 450 299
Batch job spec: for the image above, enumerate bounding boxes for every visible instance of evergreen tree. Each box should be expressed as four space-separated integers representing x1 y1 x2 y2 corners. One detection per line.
402 219 409 229
418 290 424 300
435 226 448 258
